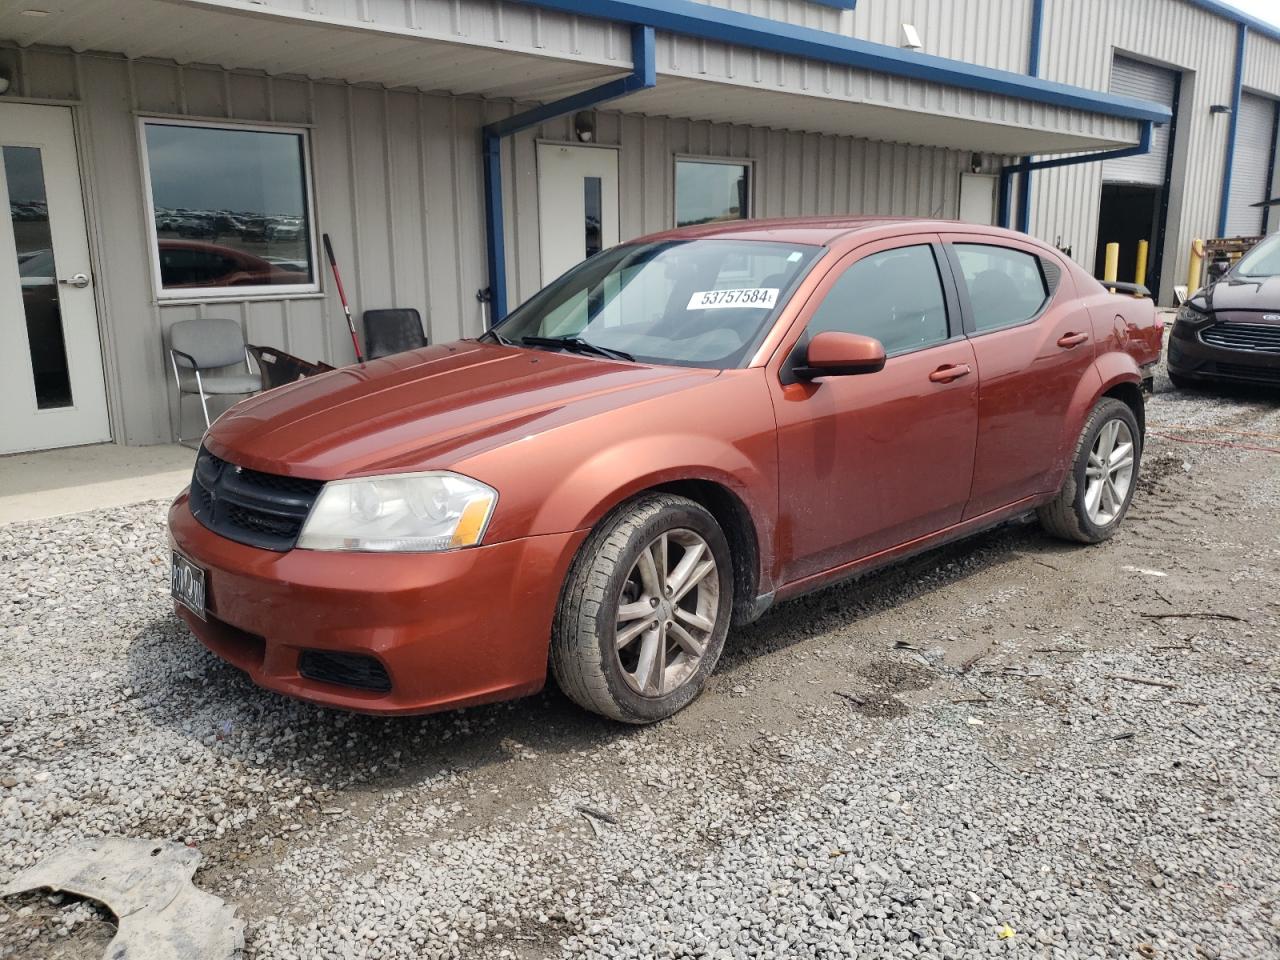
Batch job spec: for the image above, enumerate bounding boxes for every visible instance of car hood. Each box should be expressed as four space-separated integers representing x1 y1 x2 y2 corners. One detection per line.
1205 275 1280 314
204 341 718 479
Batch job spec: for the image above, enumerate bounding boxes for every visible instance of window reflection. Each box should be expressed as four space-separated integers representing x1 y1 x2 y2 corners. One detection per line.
6 145 73 409
143 122 315 293
675 161 750 228
584 176 603 259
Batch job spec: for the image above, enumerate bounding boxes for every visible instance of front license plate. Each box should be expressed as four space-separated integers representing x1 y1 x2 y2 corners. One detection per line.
171 551 206 620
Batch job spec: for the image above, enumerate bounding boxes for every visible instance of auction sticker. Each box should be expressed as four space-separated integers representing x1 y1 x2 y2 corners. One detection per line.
687 288 779 310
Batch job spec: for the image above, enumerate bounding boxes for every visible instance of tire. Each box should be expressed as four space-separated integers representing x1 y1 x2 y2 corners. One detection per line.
1038 398 1142 544
1167 370 1197 390
551 493 734 724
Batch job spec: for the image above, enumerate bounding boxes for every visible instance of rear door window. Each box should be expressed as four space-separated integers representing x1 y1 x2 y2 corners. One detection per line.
807 244 950 355
953 244 1050 333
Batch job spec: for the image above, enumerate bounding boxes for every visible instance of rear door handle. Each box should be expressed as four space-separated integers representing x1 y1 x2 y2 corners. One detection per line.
1057 331 1089 348
929 363 972 384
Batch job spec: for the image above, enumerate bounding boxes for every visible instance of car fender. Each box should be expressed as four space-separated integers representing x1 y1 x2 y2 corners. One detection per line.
528 434 778 593
1046 354 1140 492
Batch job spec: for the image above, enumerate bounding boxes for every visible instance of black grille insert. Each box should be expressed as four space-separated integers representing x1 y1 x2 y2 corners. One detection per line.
189 447 323 551
299 651 392 693
1212 362 1280 384
1201 322 1280 354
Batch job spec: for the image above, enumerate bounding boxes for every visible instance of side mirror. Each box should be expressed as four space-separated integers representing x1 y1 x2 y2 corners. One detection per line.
795 331 886 380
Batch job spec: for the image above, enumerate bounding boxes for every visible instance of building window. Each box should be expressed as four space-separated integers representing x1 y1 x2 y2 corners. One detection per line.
675 159 751 228
139 119 318 298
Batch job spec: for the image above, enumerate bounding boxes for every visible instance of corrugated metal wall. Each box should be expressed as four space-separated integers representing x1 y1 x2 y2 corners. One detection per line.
1031 0 1280 300
688 0 1032 72
8 45 990 446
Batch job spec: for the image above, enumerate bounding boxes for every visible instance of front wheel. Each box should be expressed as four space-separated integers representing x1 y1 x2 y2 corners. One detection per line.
1038 398 1141 544
551 494 733 724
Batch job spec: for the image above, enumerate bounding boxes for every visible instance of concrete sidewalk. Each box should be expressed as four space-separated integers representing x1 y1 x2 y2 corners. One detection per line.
0 443 194 526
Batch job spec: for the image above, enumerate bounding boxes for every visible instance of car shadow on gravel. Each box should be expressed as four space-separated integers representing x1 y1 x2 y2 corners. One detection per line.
122 518 1078 792
717 518 1068 672
123 617 627 793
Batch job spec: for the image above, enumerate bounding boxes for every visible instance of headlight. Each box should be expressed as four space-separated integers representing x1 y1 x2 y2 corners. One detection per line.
1175 303 1209 325
297 472 498 552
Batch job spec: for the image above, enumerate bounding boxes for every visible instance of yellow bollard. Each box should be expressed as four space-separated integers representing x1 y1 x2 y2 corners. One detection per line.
1103 242 1119 290
1187 239 1204 294
1135 239 1149 291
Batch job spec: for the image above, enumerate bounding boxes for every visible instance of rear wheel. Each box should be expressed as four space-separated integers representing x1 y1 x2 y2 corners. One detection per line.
551 494 733 723
1038 398 1141 544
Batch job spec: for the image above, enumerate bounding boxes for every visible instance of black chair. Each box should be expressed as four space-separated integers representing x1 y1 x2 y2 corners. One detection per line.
364 308 427 360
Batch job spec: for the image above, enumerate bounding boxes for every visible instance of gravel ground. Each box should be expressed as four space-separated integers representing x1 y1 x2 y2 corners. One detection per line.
2 369 1279 960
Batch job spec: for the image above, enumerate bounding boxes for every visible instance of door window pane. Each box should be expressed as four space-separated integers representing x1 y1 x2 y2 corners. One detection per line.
6 146 73 409
584 176 603 259
675 160 750 228
808 245 949 355
142 122 315 295
954 244 1050 332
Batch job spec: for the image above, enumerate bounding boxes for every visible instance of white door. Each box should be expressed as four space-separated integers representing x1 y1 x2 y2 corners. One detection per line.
1225 92 1277 237
0 103 109 455
958 173 997 225
537 143 619 285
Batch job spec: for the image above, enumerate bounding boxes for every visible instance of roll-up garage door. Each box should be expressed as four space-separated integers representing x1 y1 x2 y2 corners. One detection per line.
1225 92 1278 237
1103 56 1178 186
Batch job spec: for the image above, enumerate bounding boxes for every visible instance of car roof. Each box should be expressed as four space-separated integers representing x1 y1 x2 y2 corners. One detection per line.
635 216 1027 249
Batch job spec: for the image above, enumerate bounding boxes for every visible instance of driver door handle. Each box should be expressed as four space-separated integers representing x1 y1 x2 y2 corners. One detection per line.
929 363 971 384
1057 331 1089 348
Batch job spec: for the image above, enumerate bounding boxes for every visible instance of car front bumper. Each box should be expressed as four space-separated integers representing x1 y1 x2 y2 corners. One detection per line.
1168 320 1280 385
167 492 587 715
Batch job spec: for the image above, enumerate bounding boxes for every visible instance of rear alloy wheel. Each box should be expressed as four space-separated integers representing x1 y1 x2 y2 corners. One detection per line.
1038 398 1142 544
551 494 733 723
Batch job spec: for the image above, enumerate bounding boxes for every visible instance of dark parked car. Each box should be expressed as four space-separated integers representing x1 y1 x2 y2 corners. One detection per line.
1168 233 1280 388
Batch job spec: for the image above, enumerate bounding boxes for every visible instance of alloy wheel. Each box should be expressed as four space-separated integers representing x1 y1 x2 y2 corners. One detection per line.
613 528 720 698
1084 418 1135 526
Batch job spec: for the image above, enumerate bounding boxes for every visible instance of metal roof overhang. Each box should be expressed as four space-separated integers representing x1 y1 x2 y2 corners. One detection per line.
0 0 1167 155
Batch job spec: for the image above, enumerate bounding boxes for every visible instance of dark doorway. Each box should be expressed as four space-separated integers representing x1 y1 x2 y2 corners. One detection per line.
1095 183 1164 294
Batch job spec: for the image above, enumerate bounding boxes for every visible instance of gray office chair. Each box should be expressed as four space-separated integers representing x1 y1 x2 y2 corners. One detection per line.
167 317 262 446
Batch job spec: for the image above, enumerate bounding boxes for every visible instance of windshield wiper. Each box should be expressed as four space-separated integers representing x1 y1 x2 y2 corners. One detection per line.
519 336 635 362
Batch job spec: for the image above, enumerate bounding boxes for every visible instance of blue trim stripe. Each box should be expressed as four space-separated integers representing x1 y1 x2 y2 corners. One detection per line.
516 0 1171 125
1186 0 1280 44
1016 0 1047 234
999 123 1155 228
482 25 657 322
1218 22 1248 237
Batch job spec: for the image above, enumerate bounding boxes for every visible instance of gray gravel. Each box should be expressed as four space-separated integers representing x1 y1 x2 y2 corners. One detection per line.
2 371 1279 959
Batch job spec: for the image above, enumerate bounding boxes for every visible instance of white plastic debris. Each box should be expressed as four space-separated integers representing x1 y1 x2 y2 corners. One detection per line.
2 838 243 960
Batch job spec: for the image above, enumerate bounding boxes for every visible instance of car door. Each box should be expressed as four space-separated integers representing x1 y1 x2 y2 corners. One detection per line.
769 237 979 584
940 234 1097 519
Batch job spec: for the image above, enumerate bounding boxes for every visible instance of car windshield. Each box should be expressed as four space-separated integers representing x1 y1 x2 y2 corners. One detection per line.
491 239 822 369
1234 234 1280 279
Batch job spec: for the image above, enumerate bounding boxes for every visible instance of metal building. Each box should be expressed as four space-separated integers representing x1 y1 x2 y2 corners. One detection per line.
0 0 1276 453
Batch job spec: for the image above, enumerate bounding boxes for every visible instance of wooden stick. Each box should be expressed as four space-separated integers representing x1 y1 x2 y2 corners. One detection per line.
1106 674 1179 690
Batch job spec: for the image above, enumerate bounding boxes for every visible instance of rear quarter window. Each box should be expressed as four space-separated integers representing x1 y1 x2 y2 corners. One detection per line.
954 244 1050 333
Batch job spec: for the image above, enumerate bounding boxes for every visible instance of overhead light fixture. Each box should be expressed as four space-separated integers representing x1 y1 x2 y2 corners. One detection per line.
970 153 983 174
901 23 923 51
573 111 595 143
0 72 10 96
1210 104 1233 115
20 9 52 16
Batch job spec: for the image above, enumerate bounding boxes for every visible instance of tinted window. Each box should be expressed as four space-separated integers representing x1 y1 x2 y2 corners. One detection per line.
142 121 315 295
494 239 820 369
808 245 949 355
675 160 750 228
955 244 1049 332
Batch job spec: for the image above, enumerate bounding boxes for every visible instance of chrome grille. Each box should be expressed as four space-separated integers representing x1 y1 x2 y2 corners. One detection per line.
1200 322 1280 353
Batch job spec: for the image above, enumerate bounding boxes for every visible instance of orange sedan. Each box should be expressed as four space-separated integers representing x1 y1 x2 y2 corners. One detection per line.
168 218 1162 723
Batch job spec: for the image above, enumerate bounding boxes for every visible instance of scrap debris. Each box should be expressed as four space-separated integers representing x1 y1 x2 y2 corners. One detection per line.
2 839 243 960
